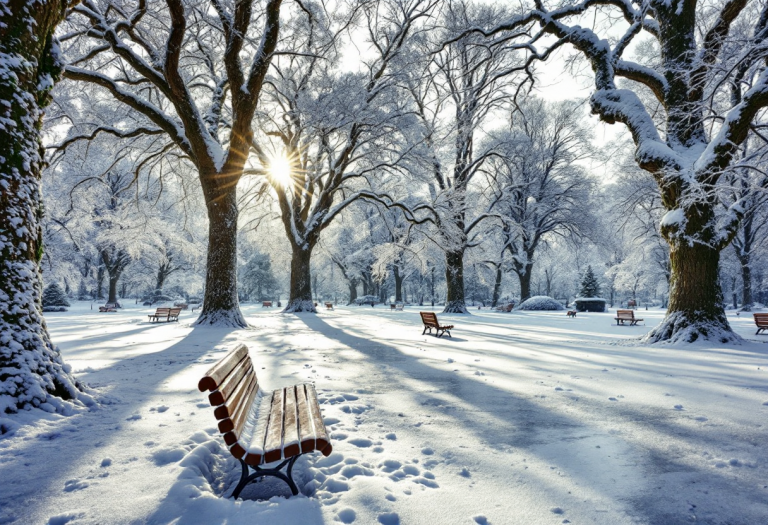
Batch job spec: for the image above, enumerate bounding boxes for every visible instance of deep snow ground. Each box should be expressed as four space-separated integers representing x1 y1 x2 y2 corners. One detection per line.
1 303 767 525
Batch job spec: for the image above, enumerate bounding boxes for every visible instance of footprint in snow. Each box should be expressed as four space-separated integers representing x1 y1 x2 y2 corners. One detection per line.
336 508 357 524
473 516 489 525
126 414 142 421
385 433 396 440
47 512 86 525
63 479 89 492
347 438 374 448
341 405 369 414
150 405 169 413
674 405 684 410
378 512 400 525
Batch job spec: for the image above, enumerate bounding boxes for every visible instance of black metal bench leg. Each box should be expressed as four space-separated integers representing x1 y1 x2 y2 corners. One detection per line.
231 456 300 499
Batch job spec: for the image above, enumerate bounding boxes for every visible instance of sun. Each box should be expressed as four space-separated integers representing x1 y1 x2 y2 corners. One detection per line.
268 153 293 186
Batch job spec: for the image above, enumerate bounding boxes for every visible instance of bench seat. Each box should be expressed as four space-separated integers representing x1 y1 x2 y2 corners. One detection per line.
615 309 643 326
754 313 768 335
199 344 332 498
420 311 454 338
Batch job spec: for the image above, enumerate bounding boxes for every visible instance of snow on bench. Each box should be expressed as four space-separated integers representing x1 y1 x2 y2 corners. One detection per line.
198 344 333 498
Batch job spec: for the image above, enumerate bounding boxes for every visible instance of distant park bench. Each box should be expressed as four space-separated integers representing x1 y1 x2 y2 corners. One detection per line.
174 302 188 310
420 311 454 338
99 302 118 312
262 301 272 307
615 309 643 326
325 302 334 310
754 313 768 335
627 299 637 309
496 303 514 312
198 344 333 499
390 303 404 311
148 307 182 323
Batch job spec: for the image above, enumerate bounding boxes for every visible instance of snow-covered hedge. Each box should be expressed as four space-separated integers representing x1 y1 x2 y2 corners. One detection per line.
574 297 606 312
516 296 564 311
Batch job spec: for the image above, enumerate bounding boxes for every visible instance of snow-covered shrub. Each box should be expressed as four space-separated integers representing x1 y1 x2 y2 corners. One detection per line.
354 295 379 305
574 297 606 312
516 296 564 311
42 283 69 312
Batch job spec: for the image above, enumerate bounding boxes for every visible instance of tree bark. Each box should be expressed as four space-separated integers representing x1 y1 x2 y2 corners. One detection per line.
644 241 733 343
196 185 247 326
285 243 316 312
491 265 502 307
0 0 82 413
348 279 358 305
514 263 534 302
740 262 752 311
443 250 467 313
393 265 404 303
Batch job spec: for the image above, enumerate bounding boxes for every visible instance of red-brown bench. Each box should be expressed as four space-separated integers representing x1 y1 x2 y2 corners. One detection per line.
615 309 643 326
325 302 334 310
99 302 118 312
754 313 768 335
148 307 181 322
420 311 454 338
198 344 333 498
262 301 272 307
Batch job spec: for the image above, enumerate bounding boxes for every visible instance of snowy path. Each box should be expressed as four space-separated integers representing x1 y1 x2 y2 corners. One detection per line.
1 304 767 524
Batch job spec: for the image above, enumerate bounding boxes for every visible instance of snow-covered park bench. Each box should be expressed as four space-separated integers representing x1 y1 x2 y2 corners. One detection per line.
390 303 403 311
754 313 768 335
147 307 181 323
262 301 272 307
615 309 643 326
99 302 119 312
198 344 333 499
420 311 454 338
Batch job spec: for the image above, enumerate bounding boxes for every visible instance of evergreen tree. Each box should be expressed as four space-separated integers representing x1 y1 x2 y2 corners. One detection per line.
579 266 600 298
42 283 70 309
239 252 278 302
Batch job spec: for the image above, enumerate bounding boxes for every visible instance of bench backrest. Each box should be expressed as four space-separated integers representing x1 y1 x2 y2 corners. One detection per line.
198 344 259 446
169 307 182 315
754 313 768 325
263 301 272 306
154 307 171 315
420 311 439 326
616 309 635 318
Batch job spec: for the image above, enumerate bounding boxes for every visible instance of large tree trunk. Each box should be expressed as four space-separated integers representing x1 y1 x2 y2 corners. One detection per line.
347 279 358 305
196 185 247 327
740 262 753 311
644 241 734 344
491 265 502 307
0 0 82 414
285 243 316 312
515 264 533 302
393 265 404 302
107 274 120 304
443 250 467 313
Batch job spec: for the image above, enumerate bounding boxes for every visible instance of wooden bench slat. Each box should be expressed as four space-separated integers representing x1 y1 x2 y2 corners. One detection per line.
198 344 249 392
217 376 257 434
296 384 317 453
305 384 332 455
262 388 286 463
207 358 253 406
214 372 256 420
282 386 301 458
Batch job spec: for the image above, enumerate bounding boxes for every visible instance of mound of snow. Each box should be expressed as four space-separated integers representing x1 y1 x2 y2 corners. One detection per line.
516 296 564 311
